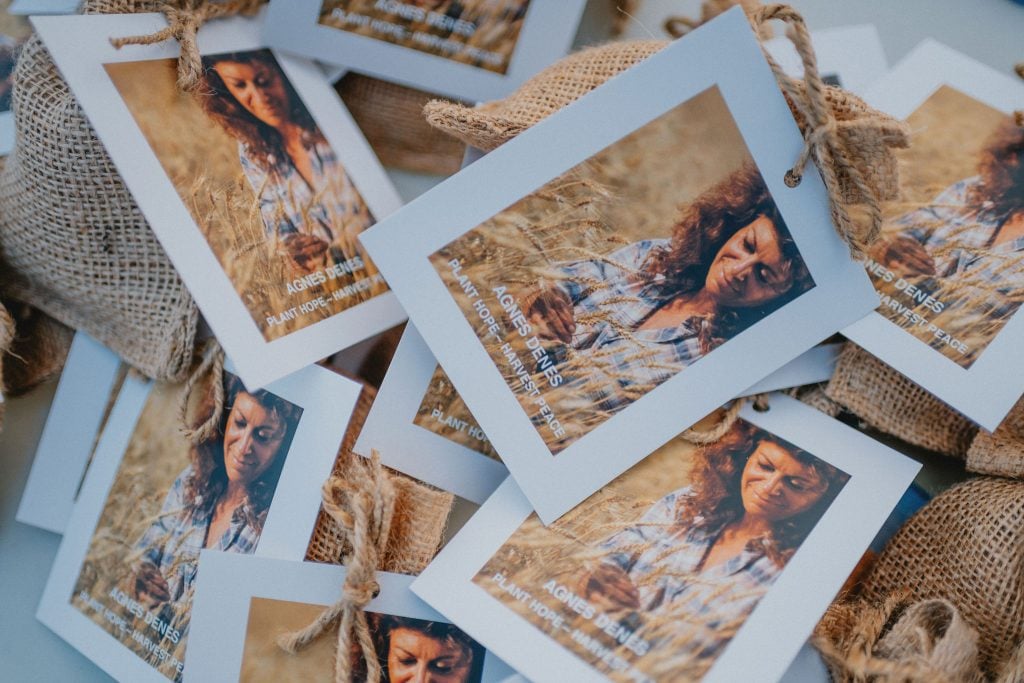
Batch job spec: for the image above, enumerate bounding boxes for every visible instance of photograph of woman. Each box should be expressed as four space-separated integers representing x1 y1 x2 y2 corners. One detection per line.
362 613 486 683
128 375 302 610
576 421 847 650
106 48 389 342
868 107 1024 367
198 50 375 276
432 86 817 453
525 163 814 416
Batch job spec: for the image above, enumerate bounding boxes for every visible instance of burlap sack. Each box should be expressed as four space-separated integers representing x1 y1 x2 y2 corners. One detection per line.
2 301 73 396
966 397 1024 479
815 595 984 683
826 344 978 457
423 39 906 208
335 73 467 176
305 384 454 575
0 0 202 381
859 477 1024 676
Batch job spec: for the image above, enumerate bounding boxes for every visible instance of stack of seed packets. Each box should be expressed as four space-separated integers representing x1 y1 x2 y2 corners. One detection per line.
24 1 1019 681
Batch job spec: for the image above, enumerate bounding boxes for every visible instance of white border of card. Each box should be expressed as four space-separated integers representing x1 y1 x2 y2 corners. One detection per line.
36 363 361 683
842 40 1024 430
16 332 121 534
763 24 887 95
360 8 877 523
8 0 81 14
355 322 507 504
354 322 839 505
188 552 515 682
411 394 920 683
32 12 407 389
264 0 587 103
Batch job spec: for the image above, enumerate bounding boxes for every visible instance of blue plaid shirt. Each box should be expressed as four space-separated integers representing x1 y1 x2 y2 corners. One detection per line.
551 240 708 414
600 487 781 620
134 466 262 603
895 177 1024 280
239 138 374 247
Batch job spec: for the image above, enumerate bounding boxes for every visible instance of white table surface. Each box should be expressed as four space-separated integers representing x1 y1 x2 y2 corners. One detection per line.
2 1 1023 681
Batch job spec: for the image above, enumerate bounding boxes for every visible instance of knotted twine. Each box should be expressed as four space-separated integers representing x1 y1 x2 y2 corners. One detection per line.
177 338 225 443
681 394 769 444
752 4 887 256
277 453 397 683
109 0 265 91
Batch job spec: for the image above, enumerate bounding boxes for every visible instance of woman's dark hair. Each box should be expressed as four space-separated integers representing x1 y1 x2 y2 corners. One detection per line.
184 373 302 532
645 164 815 351
971 119 1024 222
198 50 322 175
357 613 484 682
679 419 849 566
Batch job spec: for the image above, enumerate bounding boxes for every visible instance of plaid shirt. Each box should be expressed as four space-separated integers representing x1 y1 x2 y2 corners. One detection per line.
600 487 781 625
896 177 1024 280
552 240 708 414
134 466 262 603
239 138 374 246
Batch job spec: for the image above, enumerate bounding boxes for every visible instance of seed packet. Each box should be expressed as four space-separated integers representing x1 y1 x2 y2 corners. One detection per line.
187 552 515 682
412 394 919 683
34 12 406 388
36 363 361 682
842 40 1024 429
360 8 878 522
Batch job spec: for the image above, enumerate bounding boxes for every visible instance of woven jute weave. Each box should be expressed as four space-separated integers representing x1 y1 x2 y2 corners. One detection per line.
424 38 906 210
335 73 466 176
826 344 978 457
0 0 197 381
815 595 985 683
305 384 454 574
859 477 1024 677
966 397 1024 479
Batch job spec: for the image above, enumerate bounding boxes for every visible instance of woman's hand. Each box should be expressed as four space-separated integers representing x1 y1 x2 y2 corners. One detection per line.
282 233 329 274
131 563 171 607
523 282 576 343
869 236 936 278
577 562 640 612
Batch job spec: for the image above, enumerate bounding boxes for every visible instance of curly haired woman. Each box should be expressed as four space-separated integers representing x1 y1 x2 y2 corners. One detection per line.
199 50 374 274
576 420 848 656
128 375 301 607
525 163 815 414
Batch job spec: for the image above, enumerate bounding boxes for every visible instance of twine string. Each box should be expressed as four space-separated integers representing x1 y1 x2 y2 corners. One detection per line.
177 338 225 443
664 0 770 39
753 4 884 256
0 303 14 430
109 0 265 92
277 453 396 683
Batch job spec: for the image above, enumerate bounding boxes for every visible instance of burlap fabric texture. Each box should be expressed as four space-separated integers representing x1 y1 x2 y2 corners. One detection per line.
826 344 979 457
0 0 204 381
857 477 1024 677
815 594 986 683
305 384 454 575
967 396 1024 479
423 29 907 217
335 73 467 176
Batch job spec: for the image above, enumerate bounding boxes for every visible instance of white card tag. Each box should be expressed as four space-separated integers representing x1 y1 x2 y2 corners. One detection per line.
360 8 877 522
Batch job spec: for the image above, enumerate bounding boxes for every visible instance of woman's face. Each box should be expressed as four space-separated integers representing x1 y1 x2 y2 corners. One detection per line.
222 392 286 487
212 60 290 129
740 440 827 523
387 627 473 683
704 215 796 308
